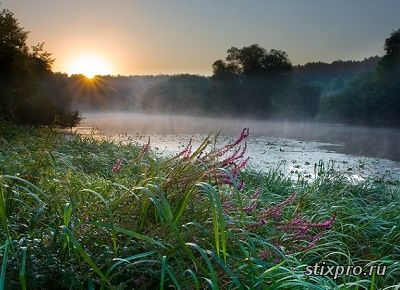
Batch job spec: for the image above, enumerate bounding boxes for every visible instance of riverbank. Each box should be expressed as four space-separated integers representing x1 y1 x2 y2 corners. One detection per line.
0 121 399 289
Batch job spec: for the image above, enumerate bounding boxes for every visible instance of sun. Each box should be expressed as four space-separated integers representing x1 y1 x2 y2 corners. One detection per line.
67 54 112 78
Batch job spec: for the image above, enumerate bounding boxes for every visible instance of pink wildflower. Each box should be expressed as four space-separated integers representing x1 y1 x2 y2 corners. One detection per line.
231 128 250 147
259 250 269 260
237 180 244 190
251 189 261 200
270 208 282 219
214 128 249 158
311 215 336 230
142 137 151 153
112 159 123 173
259 192 297 220
301 233 322 250
237 156 250 170
244 202 257 214
174 138 192 159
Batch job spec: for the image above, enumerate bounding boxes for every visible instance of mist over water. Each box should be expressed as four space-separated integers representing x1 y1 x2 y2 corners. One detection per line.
78 112 400 181
80 112 400 160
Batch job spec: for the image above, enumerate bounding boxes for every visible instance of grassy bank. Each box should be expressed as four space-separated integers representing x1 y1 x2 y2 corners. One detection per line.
0 121 399 289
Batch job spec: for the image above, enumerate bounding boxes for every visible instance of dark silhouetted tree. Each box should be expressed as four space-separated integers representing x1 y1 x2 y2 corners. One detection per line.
0 7 80 127
384 29 400 56
207 44 319 119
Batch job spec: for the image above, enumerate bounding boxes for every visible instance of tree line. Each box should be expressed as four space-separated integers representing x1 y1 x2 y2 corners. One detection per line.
67 55 380 117
294 56 381 95
139 45 384 122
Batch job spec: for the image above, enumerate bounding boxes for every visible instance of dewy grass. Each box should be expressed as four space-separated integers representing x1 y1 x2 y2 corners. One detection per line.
0 120 399 289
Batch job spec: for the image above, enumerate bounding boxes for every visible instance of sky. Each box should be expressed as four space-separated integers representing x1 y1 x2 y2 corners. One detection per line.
2 0 400 76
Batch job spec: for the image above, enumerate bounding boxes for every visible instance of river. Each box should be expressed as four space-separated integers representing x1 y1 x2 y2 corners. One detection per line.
76 112 400 182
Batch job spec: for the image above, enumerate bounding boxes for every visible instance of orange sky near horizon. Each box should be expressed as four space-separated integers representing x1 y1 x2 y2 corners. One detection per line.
2 0 399 76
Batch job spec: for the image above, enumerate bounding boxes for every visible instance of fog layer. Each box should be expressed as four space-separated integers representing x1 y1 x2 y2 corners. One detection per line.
80 112 400 162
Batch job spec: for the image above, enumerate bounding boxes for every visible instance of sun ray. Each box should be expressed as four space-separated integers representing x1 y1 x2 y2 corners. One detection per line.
67 54 112 78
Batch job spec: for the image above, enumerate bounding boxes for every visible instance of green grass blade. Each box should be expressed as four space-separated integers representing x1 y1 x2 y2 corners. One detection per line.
0 175 47 199
89 221 166 248
184 269 200 290
369 269 376 290
253 260 285 287
0 180 9 238
196 182 227 260
172 187 195 225
166 265 182 290
186 243 219 290
106 251 157 277
0 240 10 290
160 255 167 290
19 247 27 290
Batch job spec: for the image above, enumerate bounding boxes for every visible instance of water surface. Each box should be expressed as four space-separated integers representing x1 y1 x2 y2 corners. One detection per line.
77 112 400 181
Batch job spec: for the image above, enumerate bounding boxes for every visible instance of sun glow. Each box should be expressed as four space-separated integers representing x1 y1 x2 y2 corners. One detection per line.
67 54 112 78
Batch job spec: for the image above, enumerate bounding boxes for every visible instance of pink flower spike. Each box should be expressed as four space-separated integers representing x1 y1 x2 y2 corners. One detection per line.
244 202 257 214
270 208 282 219
237 180 244 190
231 128 250 147
142 137 151 153
112 159 123 173
259 250 268 260
237 157 250 170
174 138 192 159
314 215 336 229
251 188 261 200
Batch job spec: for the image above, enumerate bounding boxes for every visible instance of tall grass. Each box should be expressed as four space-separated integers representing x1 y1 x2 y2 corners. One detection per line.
0 120 399 289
